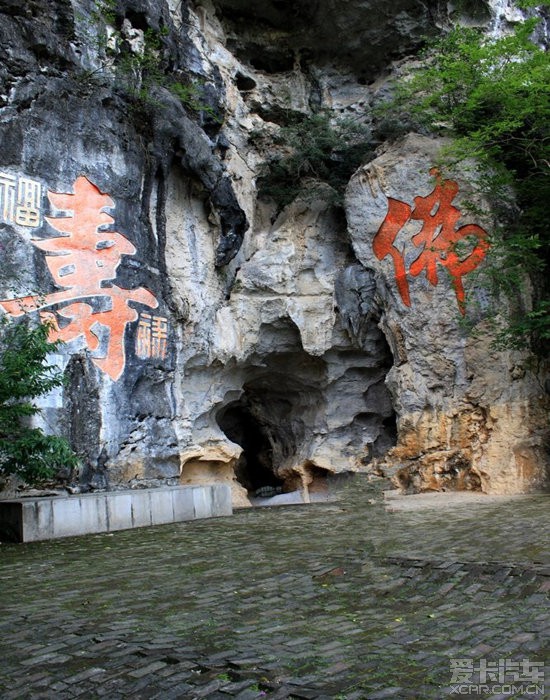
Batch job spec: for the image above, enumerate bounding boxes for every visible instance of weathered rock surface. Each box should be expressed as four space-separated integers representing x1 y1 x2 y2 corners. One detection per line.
346 134 549 494
0 0 547 501
211 0 438 79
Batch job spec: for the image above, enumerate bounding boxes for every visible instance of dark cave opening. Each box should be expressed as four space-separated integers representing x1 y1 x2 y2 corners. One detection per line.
217 399 285 493
215 323 327 496
235 72 257 92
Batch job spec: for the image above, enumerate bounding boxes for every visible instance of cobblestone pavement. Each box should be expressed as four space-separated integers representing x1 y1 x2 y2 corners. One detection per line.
0 480 548 699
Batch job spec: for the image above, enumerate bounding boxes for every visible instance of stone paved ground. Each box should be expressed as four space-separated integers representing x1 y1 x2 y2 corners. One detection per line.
0 479 548 699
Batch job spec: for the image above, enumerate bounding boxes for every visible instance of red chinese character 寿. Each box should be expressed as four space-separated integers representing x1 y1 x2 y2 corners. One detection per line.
0 176 158 380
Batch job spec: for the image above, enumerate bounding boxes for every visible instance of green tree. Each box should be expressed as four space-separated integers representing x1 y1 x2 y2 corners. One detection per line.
378 9 550 352
0 319 78 484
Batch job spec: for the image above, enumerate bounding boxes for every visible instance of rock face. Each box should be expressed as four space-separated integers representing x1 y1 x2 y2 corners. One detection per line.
346 134 549 494
211 0 438 78
0 0 547 500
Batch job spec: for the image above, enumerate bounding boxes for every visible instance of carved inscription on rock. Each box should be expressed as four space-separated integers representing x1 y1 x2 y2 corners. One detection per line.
373 170 489 313
0 176 165 381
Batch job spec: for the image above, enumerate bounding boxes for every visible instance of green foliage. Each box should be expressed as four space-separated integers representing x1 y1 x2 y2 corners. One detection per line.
379 15 550 353
168 81 221 123
86 1 219 122
517 0 550 8
493 300 550 349
0 319 78 484
255 112 374 208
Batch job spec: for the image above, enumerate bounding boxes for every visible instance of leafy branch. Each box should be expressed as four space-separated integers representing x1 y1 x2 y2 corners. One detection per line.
0 319 78 485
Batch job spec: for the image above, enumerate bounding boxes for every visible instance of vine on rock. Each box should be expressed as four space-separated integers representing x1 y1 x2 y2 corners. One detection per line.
84 0 222 125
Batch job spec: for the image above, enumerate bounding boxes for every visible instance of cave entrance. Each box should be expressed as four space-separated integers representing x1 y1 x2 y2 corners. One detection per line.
216 353 325 496
215 314 398 499
217 399 284 494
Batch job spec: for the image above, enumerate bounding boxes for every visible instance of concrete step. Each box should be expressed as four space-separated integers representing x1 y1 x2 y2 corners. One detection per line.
0 484 232 542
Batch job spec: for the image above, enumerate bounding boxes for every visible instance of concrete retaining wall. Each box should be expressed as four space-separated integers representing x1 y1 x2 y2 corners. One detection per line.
0 485 232 542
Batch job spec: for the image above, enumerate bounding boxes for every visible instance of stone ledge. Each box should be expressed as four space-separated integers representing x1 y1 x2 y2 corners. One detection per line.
0 485 232 542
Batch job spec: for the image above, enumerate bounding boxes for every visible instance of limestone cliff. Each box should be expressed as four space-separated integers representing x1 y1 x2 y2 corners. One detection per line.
0 0 547 501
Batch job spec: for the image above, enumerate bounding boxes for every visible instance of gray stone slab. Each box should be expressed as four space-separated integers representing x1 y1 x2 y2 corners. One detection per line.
0 486 232 542
211 485 232 516
192 487 210 519
150 489 174 526
107 493 133 531
130 491 153 529
172 488 195 521
35 499 54 540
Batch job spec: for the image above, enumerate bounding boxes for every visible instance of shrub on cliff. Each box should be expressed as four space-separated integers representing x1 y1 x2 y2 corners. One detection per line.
0 319 78 485
254 112 374 208
83 0 222 129
377 7 550 353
